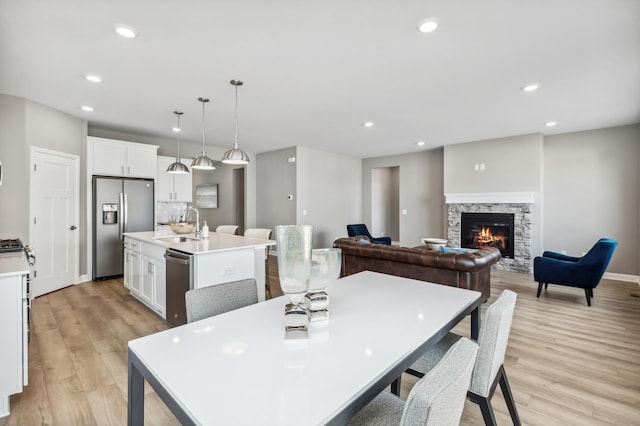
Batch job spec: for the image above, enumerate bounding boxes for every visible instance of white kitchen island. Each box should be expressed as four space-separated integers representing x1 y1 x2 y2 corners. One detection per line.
123 231 275 322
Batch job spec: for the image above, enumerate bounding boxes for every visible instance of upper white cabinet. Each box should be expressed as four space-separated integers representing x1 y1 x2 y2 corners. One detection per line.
157 156 193 202
89 136 158 178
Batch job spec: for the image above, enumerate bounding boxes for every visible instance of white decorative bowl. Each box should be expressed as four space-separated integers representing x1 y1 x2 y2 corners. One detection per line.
422 238 448 251
169 222 196 234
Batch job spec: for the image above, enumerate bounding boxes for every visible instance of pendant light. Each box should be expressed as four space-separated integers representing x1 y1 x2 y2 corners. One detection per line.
221 80 250 165
167 111 190 174
192 97 216 170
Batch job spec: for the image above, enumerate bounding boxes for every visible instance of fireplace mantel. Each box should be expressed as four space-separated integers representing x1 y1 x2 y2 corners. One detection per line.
445 192 535 204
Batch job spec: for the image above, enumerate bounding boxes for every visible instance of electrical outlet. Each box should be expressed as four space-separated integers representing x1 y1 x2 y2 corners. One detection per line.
223 266 234 276
474 164 479 171
480 163 485 171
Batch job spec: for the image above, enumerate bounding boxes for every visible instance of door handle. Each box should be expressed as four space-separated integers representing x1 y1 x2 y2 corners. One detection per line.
69 225 77 230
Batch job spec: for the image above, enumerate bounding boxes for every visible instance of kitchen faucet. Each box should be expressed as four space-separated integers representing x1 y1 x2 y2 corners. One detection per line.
188 207 200 236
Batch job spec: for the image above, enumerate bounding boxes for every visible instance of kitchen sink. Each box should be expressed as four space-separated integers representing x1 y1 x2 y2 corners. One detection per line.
153 236 200 243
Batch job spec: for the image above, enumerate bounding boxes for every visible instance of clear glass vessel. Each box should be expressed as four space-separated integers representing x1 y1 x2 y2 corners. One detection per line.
308 248 342 292
275 225 314 304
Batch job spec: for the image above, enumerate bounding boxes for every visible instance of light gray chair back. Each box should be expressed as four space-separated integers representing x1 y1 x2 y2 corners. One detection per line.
244 228 272 240
216 225 239 235
402 337 478 425
471 289 517 397
185 278 258 323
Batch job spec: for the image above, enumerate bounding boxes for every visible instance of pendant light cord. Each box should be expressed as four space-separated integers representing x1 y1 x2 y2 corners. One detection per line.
201 100 206 154
234 84 239 149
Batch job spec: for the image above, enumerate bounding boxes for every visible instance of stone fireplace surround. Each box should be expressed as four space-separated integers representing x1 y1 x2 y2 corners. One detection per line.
445 192 534 272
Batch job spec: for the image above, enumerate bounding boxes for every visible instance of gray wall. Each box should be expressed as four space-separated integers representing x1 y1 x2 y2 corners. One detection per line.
256 147 297 236
363 148 444 247
0 95 29 240
296 146 362 248
443 133 544 258
191 164 246 231
543 125 640 275
0 95 86 272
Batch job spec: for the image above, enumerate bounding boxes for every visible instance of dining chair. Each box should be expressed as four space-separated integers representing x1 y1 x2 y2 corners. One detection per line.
400 289 520 426
244 228 273 297
348 337 479 425
216 225 239 235
185 278 258 323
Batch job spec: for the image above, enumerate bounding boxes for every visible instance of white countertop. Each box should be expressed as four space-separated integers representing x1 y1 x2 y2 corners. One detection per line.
124 230 275 255
0 253 30 277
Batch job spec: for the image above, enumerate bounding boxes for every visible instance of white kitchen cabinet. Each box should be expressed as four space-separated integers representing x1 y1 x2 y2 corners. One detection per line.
141 255 154 305
156 156 192 202
153 260 166 316
89 137 158 178
129 250 142 296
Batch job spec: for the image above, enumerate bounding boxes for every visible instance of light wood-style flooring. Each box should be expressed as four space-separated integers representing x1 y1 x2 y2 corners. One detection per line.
2 258 639 425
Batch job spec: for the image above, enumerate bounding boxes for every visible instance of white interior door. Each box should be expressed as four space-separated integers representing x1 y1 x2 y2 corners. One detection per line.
30 148 79 297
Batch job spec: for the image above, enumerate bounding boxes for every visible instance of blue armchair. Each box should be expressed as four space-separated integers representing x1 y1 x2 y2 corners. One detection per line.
346 224 392 245
533 238 617 306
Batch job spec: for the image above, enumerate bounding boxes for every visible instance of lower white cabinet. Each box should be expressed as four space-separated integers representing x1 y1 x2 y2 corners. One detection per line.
124 237 167 319
0 272 28 417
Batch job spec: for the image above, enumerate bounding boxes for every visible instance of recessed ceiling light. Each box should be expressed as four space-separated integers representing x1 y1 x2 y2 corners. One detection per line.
522 84 540 92
114 24 137 38
172 127 181 132
416 141 426 146
417 18 439 33
545 121 557 127
85 74 102 83
362 121 375 128
81 105 94 112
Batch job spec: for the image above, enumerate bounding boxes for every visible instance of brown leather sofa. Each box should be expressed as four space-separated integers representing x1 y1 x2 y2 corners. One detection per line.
333 237 501 302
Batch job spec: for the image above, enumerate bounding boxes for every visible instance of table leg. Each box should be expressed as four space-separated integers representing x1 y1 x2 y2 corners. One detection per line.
128 355 145 426
471 305 480 340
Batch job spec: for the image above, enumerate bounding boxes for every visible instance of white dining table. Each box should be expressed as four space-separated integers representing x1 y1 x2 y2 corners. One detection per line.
127 270 481 425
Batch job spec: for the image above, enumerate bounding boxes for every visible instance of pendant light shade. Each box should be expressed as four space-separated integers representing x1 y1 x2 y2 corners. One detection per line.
221 80 250 165
167 111 190 174
192 97 216 170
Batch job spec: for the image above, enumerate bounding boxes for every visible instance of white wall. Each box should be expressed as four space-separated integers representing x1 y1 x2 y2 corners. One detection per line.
256 147 297 236
544 125 640 275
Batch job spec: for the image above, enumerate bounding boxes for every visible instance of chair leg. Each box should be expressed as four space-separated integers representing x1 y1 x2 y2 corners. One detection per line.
589 288 593 298
473 394 498 426
544 282 548 289
498 366 521 426
584 288 591 306
536 282 543 297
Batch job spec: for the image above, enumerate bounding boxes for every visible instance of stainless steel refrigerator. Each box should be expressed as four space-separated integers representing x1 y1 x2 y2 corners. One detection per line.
93 176 154 280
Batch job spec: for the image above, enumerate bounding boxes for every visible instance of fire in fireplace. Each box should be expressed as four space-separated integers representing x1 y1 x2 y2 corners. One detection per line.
460 212 514 259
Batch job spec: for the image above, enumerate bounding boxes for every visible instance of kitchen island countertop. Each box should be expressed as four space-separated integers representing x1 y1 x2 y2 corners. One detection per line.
123 231 275 255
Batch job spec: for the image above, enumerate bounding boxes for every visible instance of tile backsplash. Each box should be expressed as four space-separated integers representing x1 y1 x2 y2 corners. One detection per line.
156 202 188 224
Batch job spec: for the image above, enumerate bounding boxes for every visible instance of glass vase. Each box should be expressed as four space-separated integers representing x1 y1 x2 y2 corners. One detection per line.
275 225 313 339
306 248 342 322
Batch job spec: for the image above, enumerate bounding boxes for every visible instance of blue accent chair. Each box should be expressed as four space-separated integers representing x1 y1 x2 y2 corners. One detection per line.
346 224 392 245
533 238 617 306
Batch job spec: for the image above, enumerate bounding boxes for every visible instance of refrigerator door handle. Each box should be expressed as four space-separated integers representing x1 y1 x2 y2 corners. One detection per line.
119 192 124 240
123 192 128 235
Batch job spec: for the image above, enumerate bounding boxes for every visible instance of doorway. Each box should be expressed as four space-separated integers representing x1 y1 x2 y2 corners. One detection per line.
371 166 399 241
30 147 79 297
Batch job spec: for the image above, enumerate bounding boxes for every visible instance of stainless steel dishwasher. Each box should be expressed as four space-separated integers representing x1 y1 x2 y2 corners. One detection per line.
164 249 193 326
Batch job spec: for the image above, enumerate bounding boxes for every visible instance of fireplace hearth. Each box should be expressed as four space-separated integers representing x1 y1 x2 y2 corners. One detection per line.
461 212 514 259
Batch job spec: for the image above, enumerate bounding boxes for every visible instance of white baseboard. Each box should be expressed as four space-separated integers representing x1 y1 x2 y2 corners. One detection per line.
77 274 90 284
603 272 639 284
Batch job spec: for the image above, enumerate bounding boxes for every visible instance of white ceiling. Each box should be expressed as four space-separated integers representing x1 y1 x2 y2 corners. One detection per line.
1 0 639 159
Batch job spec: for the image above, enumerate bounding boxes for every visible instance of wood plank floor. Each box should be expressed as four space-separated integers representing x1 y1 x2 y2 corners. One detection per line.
2 258 639 425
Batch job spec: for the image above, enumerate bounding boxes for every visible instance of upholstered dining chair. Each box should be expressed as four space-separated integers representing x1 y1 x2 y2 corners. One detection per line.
348 337 478 426
346 223 391 245
216 225 239 235
185 278 258 323
244 228 273 297
400 290 520 426
533 238 617 306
